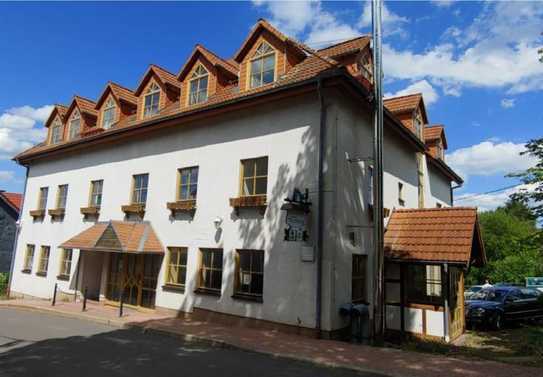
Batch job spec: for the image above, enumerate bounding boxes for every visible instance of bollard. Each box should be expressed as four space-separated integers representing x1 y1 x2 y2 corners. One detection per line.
82 286 88 312
52 283 57 306
119 290 124 317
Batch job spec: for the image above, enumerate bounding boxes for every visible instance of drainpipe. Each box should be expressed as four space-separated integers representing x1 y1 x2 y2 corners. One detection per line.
7 165 29 298
315 78 326 336
451 184 462 206
443 263 450 342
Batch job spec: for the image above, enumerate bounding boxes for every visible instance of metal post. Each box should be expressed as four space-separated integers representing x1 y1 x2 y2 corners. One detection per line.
371 0 385 344
52 283 57 306
74 252 81 302
119 289 124 318
82 286 88 312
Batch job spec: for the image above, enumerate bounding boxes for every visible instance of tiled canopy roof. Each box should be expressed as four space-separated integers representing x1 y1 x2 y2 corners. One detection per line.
60 221 164 254
0 191 22 212
384 207 485 266
424 125 447 148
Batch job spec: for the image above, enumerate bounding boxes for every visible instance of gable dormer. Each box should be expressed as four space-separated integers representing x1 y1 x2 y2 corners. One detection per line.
178 45 238 109
234 19 306 92
45 104 68 145
383 93 429 141
318 36 373 85
95 82 137 130
64 96 98 141
134 65 181 120
424 125 448 160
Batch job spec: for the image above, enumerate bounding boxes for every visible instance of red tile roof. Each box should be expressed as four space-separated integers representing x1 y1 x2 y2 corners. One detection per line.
134 64 181 96
69 96 98 117
0 191 22 212
384 207 485 266
178 44 239 80
60 221 164 254
384 93 422 114
96 82 137 108
44 104 69 128
424 125 447 148
317 36 371 58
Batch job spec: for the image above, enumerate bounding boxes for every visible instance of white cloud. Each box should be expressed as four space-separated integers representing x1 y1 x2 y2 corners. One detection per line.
385 79 439 105
455 184 536 212
0 170 14 182
306 8 360 46
358 2 409 38
0 105 52 159
447 140 537 181
500 98 515 109
431 0 454 8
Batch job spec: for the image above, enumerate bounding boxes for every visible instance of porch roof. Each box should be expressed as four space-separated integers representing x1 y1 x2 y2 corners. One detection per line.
60 220 164 254
384 207 486 267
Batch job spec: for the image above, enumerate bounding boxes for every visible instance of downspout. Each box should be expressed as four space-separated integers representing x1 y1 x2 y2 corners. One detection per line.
7 165 29 298
315 78 326 336
451 184 463 206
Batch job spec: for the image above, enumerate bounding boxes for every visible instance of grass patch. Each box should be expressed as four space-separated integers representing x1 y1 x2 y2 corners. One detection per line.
0 272 8 298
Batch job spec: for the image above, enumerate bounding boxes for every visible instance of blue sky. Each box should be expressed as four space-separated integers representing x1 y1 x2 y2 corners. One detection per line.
0 1 541 210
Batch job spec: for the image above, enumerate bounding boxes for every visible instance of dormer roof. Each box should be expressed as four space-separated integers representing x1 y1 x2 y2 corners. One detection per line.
44 104 69 128
384 93 429 124
178 44 238 81
424 125 448 149
233 18 306 63
66 96 98 119
134 64 181 96
318 36 371 59
95 82 138 109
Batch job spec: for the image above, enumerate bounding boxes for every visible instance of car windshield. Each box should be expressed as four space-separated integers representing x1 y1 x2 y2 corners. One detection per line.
470 289 507 302
469 286 482 293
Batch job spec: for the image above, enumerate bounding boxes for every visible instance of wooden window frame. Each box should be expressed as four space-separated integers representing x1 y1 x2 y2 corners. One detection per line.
188 64 209 106
352 254 368 304
233 249 264 302
102 97 117 129
131 174 149 205
69 109 81 140
405 264 443 306
164 247 188 290
143 81 161 118
239 157 268 197
196 248 223 295
36 246 50 276
22 244 35 273
38 187 48 210
177 166 199 201
50 117 63 144
89 180 103 207
56 184 69 209
248 41 277 89
58 248 73 279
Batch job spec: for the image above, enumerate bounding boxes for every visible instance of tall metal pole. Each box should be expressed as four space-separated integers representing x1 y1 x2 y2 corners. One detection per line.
372 0 385 343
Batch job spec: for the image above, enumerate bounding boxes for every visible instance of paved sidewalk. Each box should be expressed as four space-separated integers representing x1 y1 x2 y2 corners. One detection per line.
134 317 543 377
0 298 173 327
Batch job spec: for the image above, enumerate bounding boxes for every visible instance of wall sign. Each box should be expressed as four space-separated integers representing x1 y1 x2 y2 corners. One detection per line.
281 188 312 242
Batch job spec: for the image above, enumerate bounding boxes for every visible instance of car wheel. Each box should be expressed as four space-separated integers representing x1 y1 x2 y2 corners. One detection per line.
492 313 503 330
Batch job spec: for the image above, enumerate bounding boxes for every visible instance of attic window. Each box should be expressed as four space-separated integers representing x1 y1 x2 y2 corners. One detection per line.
143 82 160 118
189 64 209 105
69 109 81 140
102 97 116 129
413 111 422 139
50 118 63 144
250 41 275 88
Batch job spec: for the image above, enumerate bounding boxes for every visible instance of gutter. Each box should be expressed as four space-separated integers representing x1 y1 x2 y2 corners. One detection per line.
7 165 28 298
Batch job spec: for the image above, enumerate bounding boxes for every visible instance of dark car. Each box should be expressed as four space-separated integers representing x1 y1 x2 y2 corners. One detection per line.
465 286 543 330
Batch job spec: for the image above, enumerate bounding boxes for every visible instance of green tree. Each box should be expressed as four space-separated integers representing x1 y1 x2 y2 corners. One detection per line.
467 200 542 285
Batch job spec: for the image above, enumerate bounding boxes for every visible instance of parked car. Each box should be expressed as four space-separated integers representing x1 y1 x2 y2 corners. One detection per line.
526 277 543 292
464 285 483 300
465 286 543 330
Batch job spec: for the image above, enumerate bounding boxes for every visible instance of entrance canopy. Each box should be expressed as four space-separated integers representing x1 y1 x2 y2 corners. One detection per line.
60 220 164 254
384 207 486 267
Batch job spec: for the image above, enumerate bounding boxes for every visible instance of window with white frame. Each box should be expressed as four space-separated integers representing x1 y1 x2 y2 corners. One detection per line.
69 109 81 140
58 249 73 277
250 42 275 88
56 184 68 209
143 82 160 117
90 180 103 207
50 118 63 144
188 65 208 105
102 97 116 129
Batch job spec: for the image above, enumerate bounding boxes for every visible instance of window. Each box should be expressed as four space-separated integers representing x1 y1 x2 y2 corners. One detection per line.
166 247 188 287
69 109 81 140
22 244 35 272
188 65 208 105
102 97 116 129
37 246 50 276
178 167 198 201
240 157 268 196
412 111 422 139
38 187 48 210
250 42 275 88
50 118 63 144
398 182 405 206
56 184 68 209
235 249 264 299
143 82 160 117
59 249 73 277
406 264 442 305
417 153 424 208
132 174 149 204
198 248 223 293
436 142 444 160
352 254 368 303
90 180 103 207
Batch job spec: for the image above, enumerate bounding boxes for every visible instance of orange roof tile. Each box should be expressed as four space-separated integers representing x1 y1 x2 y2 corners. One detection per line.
318 36 371 58
60 221 164 254
134 64 181 96
95 82 138 109
384 207 485 266
424 124 447 148
0 191 22 212
44 104 69 128
384 93 422 114
178 44 239 81
66 96 98 118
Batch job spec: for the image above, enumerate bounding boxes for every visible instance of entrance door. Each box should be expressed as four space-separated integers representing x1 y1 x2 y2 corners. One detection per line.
106 253 161 309
449 267 464 340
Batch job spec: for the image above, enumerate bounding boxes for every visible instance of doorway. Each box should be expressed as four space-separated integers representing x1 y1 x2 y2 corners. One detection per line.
105 253 162 309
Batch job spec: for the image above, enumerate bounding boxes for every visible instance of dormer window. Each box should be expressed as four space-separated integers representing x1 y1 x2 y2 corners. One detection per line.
189 65 209 105
102 97 116 129
413 111 422 139
250 42 275 89
143 82 160 118
69 109 81 140
436 142 444 160
50 118 63 144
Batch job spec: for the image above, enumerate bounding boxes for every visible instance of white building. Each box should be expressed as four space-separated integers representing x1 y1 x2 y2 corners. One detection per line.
9 19 484 341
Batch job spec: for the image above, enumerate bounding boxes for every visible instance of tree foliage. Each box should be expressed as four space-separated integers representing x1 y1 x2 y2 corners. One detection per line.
467 200 542 285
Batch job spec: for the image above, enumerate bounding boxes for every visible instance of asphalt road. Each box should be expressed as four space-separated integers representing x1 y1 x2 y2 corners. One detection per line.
0 308 384 377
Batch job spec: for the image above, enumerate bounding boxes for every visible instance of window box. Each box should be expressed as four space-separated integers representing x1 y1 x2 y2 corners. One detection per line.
166 200 196 215
194 287 221 297
29 209 46 219
229 195 267 215
57 274 70 281
232 293 263 303
162 284 185 293
48 208 65 219
80 206 100 216
121 203 145 216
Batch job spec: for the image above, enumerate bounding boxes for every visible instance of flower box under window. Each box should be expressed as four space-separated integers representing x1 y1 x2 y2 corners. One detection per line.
166 199 196 215
80 206 100 217
121 203 146 216
29 209 46 219
229 195 267 215
48 208 65 219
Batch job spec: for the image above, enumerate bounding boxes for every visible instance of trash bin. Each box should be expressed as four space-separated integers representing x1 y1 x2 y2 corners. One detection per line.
340 303 370 342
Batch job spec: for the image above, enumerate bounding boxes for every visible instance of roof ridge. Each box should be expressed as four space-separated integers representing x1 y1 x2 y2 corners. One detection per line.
150 63 177 77
384 92 422 101
394 207 477 212
317 35 371 52
73 95 96 104
108 81 135 93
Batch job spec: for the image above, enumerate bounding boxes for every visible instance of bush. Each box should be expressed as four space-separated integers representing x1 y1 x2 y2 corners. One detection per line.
0 273 8 297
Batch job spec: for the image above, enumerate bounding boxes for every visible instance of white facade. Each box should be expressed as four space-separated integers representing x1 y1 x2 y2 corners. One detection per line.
11 88 454 334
